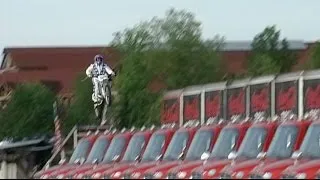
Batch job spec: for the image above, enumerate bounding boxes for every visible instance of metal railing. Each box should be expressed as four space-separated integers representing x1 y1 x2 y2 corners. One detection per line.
43 124 112 170
43 125 77 170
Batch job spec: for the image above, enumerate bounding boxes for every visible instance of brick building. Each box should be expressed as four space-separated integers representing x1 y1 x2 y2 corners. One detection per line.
0 40 316 102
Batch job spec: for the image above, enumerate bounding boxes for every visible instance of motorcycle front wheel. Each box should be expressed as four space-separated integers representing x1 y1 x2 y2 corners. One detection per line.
104 83 112 107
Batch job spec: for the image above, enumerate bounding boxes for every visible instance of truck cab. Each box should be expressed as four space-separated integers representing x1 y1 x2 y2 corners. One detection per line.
188 120 278 179
259 120 320 179
219 119 311 179
36 133 99 179
66 127 155 179
50 129 134 179
85 126 176 179
141 122 225 179
121 126 198 179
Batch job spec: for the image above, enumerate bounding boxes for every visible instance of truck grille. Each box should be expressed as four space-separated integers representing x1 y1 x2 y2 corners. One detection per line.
82 175 92 179
281 174 296 179
144 173 154 179
249 174 263 179
167 172 177 179
123 173 132 179
65 175 73 179
103 174 111 179
220 172 232 179
191 172 202 179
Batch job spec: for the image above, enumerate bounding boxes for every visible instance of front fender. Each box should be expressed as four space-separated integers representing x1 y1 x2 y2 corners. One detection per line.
144 161 181 179
221 159 263 179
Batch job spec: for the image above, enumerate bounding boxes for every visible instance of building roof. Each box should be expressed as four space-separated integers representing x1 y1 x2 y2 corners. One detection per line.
220 40 307 51
0 69 82 94
1 46 121 70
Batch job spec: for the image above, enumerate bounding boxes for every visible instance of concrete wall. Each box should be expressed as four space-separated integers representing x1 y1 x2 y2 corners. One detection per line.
0 161 17 179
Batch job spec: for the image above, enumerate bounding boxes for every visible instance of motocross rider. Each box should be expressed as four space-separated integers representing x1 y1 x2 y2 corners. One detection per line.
85 54 115 104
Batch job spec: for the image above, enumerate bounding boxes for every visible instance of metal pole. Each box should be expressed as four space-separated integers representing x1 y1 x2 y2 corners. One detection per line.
53 101 65 160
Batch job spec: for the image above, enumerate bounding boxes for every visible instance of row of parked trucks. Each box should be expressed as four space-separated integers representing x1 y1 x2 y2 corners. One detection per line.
34 69 320 179
33 112 320 179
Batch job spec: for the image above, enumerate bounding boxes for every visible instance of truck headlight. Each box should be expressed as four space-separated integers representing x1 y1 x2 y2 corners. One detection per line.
132 172 141 178
154 172 163 178
40 174 49 179
296 173 306 179
208 169 216 177
113 172 122 178
262 172 272 179
177 171 186 179
92 173 101 179
236 171 244 178
56 174 64 179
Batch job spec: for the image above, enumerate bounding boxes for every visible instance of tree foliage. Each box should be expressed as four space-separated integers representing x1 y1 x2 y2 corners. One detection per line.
0 83 55 139
248 25 297 76
64 74 95 132
110 8 223 128
306 42 320 69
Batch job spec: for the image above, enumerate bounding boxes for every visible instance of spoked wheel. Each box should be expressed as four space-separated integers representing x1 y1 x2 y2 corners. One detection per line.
104 83 112 107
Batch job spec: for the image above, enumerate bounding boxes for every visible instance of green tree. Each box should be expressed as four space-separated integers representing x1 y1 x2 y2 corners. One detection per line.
249 25 297 76
0 83 55 139
110 8 223 128
64 74 95 132
306 42 320 69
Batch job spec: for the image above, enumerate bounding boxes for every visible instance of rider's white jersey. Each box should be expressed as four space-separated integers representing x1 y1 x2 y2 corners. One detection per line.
86 63 114 78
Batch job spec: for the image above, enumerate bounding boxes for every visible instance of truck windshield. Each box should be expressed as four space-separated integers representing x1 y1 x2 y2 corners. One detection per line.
141 133 166 162
266 125 298 159
69 139 91 163
210 128 239 159
86 138 110 163
300 124 320 158
185 130 214 161
163 131 189 161
122 134 146 162
237 127 267 158
103 136 126 163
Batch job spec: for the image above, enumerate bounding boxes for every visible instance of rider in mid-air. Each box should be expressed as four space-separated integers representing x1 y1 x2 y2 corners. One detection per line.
85 54 115 104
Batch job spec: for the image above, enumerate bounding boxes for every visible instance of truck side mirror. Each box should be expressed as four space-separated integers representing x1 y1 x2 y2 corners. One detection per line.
228 151 237 160
74 158 80 164
257 152 267 159
201 151 210 161
92 158 99 164
178 152 185 160
112 155 120 162
134 155 141 161
79 157 86 165
292 151 302 160
155 154 163 161
58 158 67 165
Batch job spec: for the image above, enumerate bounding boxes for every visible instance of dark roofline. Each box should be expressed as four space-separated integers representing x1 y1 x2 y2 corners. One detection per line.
1 53 7 69
3 45 110 53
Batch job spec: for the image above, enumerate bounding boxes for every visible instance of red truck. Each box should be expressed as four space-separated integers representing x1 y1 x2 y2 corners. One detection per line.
88 127 177 179
250 120 320 179
166 120 252 179
35 133 100 179
50 129 134 179
140 122 225 179
315 169 320 179
185 120 278 179
62 127 155 179
218 119 311 179
120 126 199 179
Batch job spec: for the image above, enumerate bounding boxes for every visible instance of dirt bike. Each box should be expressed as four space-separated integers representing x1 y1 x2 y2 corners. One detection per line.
83 74 113 125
